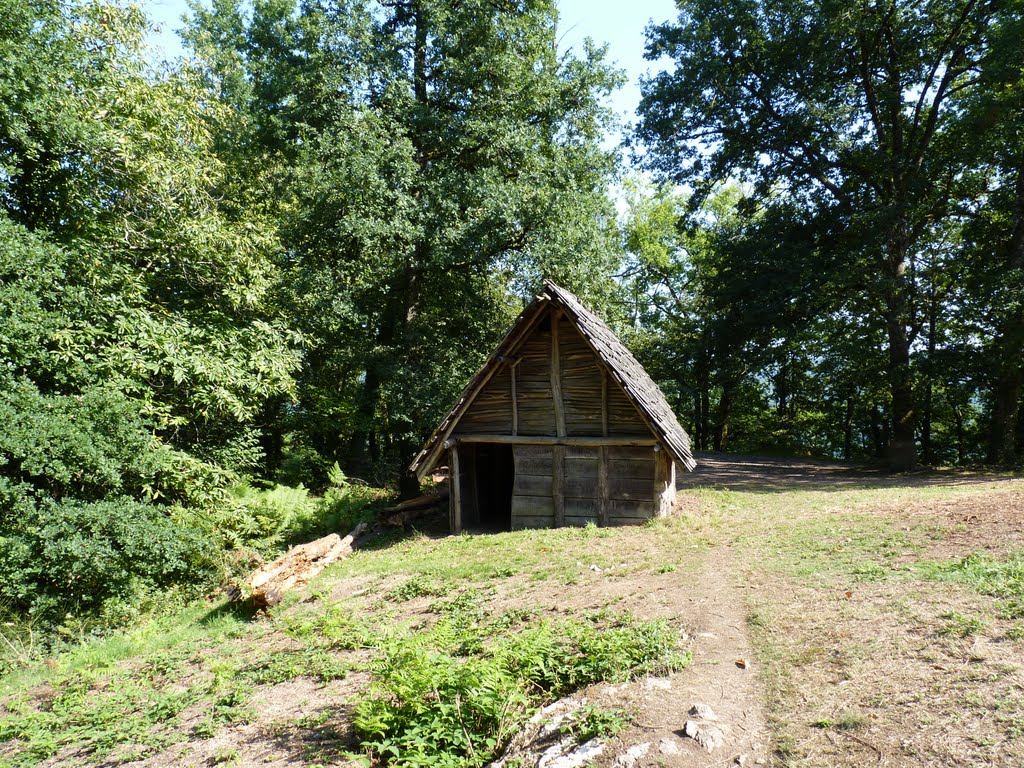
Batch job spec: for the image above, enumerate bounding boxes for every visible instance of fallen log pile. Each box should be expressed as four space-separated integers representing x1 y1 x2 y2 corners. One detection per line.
380 486 449 527
244 522 367 609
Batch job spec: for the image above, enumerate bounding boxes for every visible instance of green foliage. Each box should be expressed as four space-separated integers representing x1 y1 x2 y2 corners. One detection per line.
559 704 631 743
0 486 217 628
938 611 985 638
353 612 684 768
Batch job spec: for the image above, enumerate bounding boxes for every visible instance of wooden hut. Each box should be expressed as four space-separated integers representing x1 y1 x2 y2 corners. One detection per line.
409 281 697 532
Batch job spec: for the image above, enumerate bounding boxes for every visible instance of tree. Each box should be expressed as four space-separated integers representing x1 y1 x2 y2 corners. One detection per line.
638 0 1000 470
185 0 624 490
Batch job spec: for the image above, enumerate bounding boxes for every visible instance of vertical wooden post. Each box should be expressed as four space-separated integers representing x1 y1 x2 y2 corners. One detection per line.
597 446 609 526
550 310 566 437
449 445 462 534
510 361 519 436
553 445 565 527
550 310 566 527
653 445 674 517
600 368 608 437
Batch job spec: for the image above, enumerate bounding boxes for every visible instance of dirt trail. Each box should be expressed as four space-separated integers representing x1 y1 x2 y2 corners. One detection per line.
588 545 771 768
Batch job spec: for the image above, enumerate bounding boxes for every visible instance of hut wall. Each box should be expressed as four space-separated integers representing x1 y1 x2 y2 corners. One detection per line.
457 366 514 434
511 445 554 528
453 315 650 440
510 444 661 529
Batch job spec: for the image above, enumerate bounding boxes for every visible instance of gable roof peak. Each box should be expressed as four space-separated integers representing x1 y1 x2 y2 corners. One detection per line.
408 282 696 478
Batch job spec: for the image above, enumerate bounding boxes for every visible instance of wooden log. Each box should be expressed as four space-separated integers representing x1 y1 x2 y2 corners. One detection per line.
450 444 462 534
247 523 367 609
382 489 448 515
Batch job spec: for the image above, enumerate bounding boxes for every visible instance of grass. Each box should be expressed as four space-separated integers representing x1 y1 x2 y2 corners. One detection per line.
1 473 1021 768
0 517 698 767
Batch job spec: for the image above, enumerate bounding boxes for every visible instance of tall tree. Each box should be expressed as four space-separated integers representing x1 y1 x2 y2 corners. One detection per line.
185 0 624 489
638 0 999 470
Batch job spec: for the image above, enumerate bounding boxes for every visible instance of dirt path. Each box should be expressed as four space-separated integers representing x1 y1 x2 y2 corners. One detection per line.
583 545 771 768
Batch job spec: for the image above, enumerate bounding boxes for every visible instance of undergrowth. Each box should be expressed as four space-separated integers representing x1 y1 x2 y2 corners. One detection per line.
351 607 687 768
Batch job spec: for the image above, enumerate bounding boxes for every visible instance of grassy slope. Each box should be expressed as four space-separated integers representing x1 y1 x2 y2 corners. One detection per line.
1 474 1023 767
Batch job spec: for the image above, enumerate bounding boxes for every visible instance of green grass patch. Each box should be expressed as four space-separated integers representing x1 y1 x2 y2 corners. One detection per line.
916 551 1024 619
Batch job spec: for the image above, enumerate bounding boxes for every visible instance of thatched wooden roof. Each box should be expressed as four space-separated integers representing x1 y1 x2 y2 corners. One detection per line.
409 280 697 479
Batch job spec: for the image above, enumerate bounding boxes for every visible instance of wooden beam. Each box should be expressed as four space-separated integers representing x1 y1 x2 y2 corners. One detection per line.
413 295 551 480
598 446 609 526
449 445 462 534
510 360 519 436
550 309 566 437
553 445 565 527
445 435 658 447
600 368 608 437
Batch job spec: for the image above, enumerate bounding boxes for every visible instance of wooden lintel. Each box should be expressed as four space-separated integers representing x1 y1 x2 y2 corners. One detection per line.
550 309 566 437
446 435 658 447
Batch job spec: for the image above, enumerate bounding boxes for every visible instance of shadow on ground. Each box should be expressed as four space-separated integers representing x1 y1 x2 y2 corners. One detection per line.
678 452 1021 493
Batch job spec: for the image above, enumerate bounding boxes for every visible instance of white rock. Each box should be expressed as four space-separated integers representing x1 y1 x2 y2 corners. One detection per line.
538 738 605 768
683 720 724 752
657 738 681 755
689 703 717 720
642 677 672 690
612 742 650 768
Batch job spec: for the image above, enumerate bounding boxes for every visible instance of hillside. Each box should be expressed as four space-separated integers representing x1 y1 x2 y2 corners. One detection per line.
2 459 1022 768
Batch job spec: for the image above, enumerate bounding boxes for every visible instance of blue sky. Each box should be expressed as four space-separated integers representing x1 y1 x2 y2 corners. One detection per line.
142 0 679 136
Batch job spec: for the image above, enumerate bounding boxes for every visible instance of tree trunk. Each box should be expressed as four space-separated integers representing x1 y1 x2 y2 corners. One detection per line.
921 290 938 466
884 235 917 472
843 396 854 461
986 164 1024 466
712 381 735 452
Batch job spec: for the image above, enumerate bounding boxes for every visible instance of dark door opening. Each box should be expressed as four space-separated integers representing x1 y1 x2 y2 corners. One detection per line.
474 443 514 531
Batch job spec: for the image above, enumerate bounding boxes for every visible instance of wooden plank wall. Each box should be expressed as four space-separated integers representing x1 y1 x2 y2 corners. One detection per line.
516 327 556 435
511 444 554 528
457 366 514 434
510 444 659 529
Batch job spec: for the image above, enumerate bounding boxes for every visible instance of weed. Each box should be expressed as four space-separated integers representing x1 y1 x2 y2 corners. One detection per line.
1006 623 1024 641
386 576 450 602
939 611 985 638
352 612 685 768
657 564 677 574
560 704 630 743
210 746 241 765
917 551 1024 619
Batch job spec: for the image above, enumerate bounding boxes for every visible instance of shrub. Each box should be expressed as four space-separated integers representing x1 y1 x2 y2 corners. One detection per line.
353 612 686 768
0 482 218 629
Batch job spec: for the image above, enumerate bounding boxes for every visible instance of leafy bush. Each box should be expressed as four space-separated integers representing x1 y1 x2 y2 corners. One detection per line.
226 464 382 554
353 611 686 768
0 482 217 629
